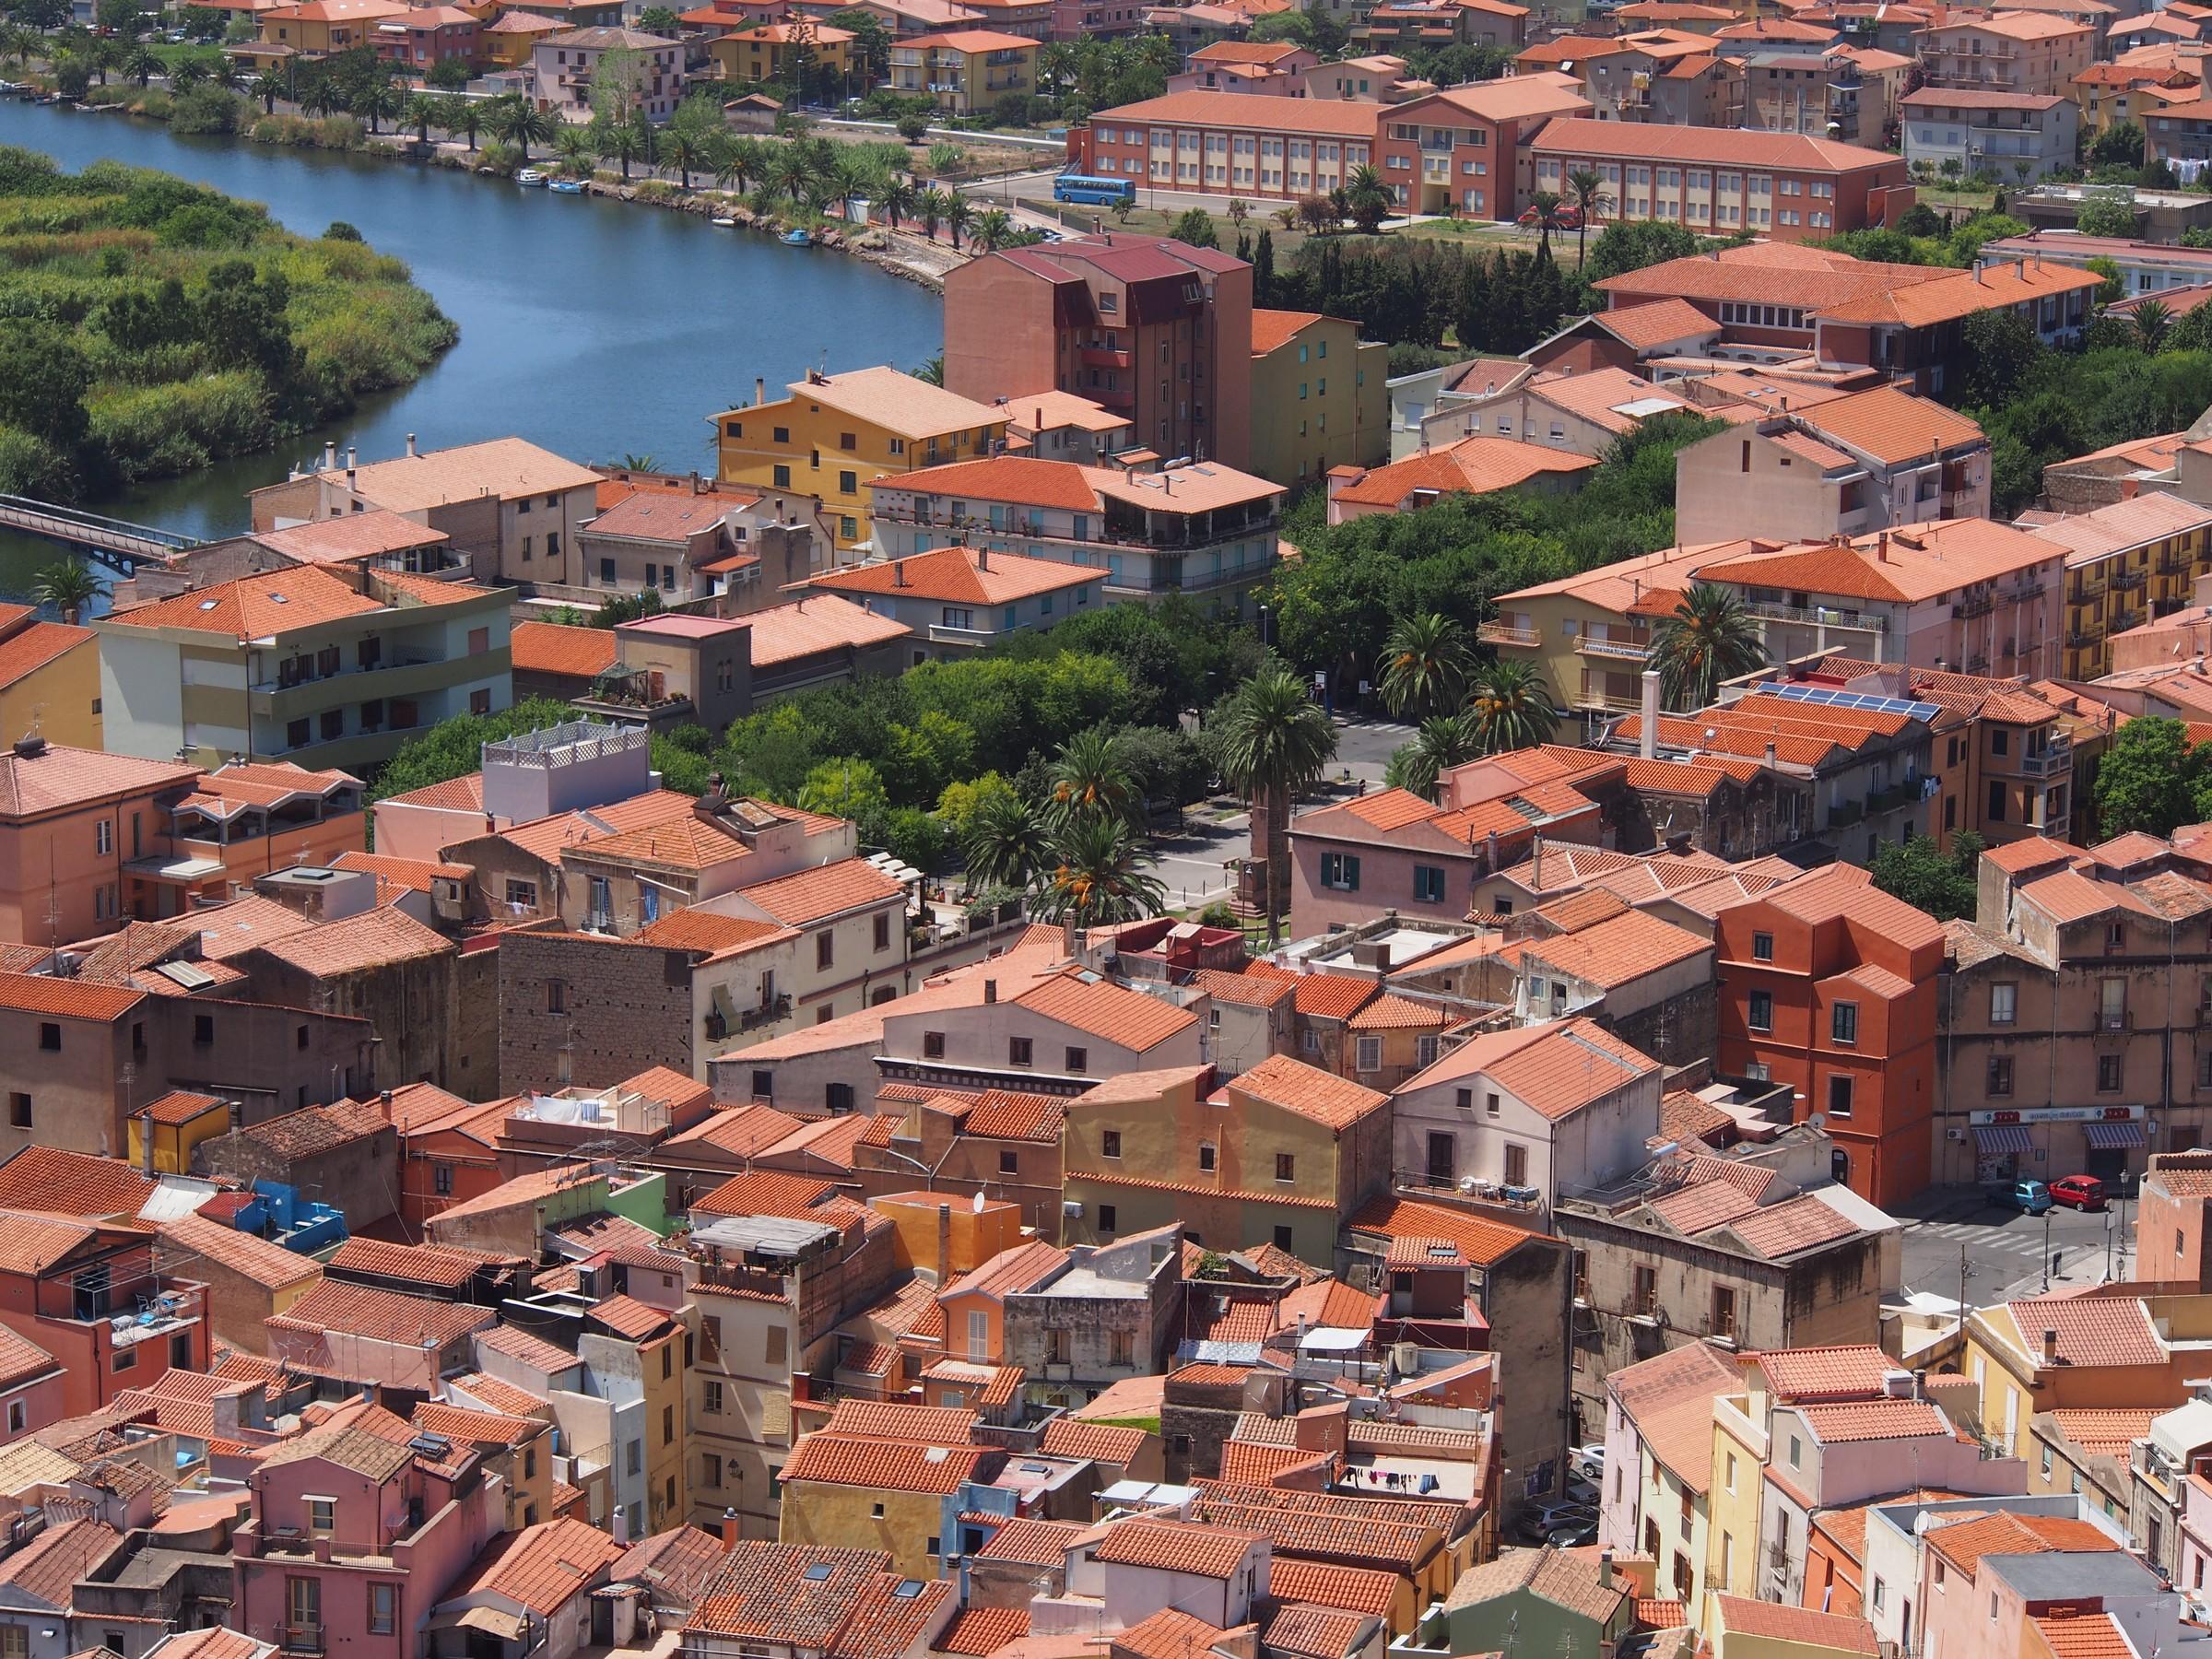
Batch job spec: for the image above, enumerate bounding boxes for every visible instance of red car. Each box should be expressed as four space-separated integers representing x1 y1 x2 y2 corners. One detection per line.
2049 1175 2107 1211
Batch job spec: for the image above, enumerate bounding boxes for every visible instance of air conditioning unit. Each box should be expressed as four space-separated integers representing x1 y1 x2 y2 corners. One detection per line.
1062 1200 1084 1218
1947 1127 1965 1142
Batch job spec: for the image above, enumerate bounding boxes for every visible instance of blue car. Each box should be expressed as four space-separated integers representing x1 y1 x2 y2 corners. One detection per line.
1988 1178 2053 1215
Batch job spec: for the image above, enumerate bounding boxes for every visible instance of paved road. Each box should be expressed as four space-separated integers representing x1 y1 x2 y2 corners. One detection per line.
1902 1201 2137 1310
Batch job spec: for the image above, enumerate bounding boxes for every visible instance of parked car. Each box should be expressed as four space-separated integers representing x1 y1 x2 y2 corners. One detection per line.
2050 1174 2108 1211
1514 1501 1595 1545
1547 1520 1599 1548
1987 1178 2053 1215
1565 1477 1599 1508
1571 1444 1606 1481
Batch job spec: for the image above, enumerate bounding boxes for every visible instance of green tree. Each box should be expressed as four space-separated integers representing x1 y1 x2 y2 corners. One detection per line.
796 757 891 836
877 173 914 230
1377 611 1474 719
0 321 90 455
1649 582 1766 712
1958 307 2044 410
1382 712 1479 800
248 65 282 108
1049 724 1139 825
1465 661 1557 755
1215 664 1335 941
2093 716 2210 837
28 556 102 625
1579 219 1699 286
93 0 141 36
936 771 1018 841
637 4 679 29
971 206 1015 251
664 105 715 189
426 53 471 88
491 95 552 160
2086 254 2126 307
594 112 644 180
1169 206 1218 249
448 92 484 150
369 699 578 806
2089 120 2145 170
2075 194 2139 238
2135 297 2173 353
1035 814 1167 927
1869 831 1984 922
403 89 439 144
961 787 1051 890
1563 167 1612 267
943 192 972 251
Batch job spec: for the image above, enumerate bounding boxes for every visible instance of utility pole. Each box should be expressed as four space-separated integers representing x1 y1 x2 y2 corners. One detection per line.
2043 1208 2053 1292
1957 1241 1971 1337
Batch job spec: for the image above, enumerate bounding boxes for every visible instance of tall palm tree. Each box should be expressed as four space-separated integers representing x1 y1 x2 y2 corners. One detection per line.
1465 661 1558 756
211 50 244 90
1563 167 1613 266
971 206 1015 252
30 558 103 627
1521 188 1569 262
766 142 815 206
917 186 947 241
1216 664 1335 943
1382 712 1480 802
1036 815 1168 928
596 112 642 178
2136 298 2174 353
250 65 283 109
492 96 550 160
554 122 594 176
126 44 161 87
167 53 206 90
877 173 915 232
403 89 439 144
358 78 401 135
1649 582 1767 713
300 68 340 116
1378 612 1474 720
448 92 483 150
943 193 973 252
963 790 1051 892
1344 162 1390 234
822 151 865 219
665 120 711 190
1050 726 1139 826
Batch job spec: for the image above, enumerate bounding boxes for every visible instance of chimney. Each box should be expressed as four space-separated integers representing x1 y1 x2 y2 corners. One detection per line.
2042 1326 2059 1365
755 376 767 406
228 1100 242 1132
1484 828 1500 874
1974 264 1986 285
138 1110 155 1178
1765 741 1779 768
1034 405 1043 430
1640 670 1660 759
983 978 997 1005
1599 1550 1618 1591
936 1198 952 1285
893 559 908 588
379 1088 394 1124
322 441 337 472
1063 916 1078 959
1913 1367 1926 1402
721 1508 742 1553
1533 832 1545 889
976 547 988 570
405 432 418 458
347 446 357 470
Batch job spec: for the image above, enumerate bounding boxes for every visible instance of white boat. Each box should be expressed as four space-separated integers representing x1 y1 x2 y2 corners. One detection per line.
712 216 736 227
515 168 547 187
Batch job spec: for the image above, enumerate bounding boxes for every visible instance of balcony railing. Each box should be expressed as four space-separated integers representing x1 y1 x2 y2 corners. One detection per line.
1477 621 1539 647
1741 599 1887 632
1572 689 1643 712
1953 593 1995 620
282 1626 325 1655
2018 743 2074 778
739 993 792 1032
1575 636 1650 660
2113 567 2147 591
2072 575 2106 601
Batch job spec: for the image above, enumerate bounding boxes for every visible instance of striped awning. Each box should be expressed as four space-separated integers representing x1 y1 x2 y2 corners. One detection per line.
2083 1122 2147 1150
1974 1124 2036 1153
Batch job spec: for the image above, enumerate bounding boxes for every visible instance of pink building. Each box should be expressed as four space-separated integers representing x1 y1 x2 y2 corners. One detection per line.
0 740 200 947
374 6 478 68
0 1212 207 1420
1912 1508 2174 1659
233 1399 505 1659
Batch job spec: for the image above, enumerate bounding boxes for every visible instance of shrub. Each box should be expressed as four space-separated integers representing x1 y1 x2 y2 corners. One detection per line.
895 112 928 142
169 85 243 135
324 220 363 241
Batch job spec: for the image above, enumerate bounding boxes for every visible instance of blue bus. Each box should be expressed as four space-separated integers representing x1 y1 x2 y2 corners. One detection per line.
1054 173 1136 206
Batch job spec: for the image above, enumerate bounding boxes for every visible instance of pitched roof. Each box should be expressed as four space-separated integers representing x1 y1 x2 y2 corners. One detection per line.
0 744 198 819
1533 115 1901 171
0 1147 157 1218
1712 1595 1878 1653
511 621 618 681
1013 970 1200 1049
1225 1054 1389 1131
253 905 452 976
1994 1295 2166 1368
1445 1547 1629 1624
1924 1512 2118 1573
779 1432 987 1494
1344 1193 1545 1266
443 1516 627 1614
159 1213 321 1291
1757 1345 1897 1401
1400 1018 1658 1119
736 858 905 925
1092 1518 1262 1578
1085 88 1394 136
1269 1559 1401 1618
0 1519 123 1606
726 595 912 666
1329 437 1597 508
747 366 1004 441
268 1278 494 1350
804 546 1103 606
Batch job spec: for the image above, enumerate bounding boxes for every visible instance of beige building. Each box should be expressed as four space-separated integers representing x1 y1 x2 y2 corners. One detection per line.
1414 366 1712 459
1917 13 2096 98
1247 310 1390 489
245 437 603 589
2028 493 2212 681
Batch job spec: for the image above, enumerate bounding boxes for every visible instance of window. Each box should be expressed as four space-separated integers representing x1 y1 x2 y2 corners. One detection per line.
1413 865 1446 904
873 912 891 952
547 979 567 1015
35 1023 56 1053
2099 1053 2124 1092
1276 1152 1296 1183
1009 1037 1034 1067
1355 1036 1382 1072
2100 977 2126 1030
1988 1055 2014 1097
1748 991 1773 1032
924 1030 946 1059
663 1404 676 1444
839 471 857 495
703 1380 724 1415
194 1014 214 1045
1992 982 2017 1025
1504 1143 1529 1186
1321 852 1360 891
1752 931 1774 962
1101 1130 1122 1159
95 818 112 855
1098 1204 1117 1232
306 1498 335 1535
505 877 537 910
765 1325 788 1365
1873 1579 1886 1613
6 1096 25 1131
773 465 791 488
998 1148 1018 1177
434 1164 453 1195
1831 1002 1858 1045
1065 1046 1088 1074
1828 1075 1853 1118
816 930 834 971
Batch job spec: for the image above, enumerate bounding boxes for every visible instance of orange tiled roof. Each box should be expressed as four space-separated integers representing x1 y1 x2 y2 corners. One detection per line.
1269 1559 1400 1618
511 621 618 680
1712 1596 1877 1653
0 1147 156 1218
1226 1054 1389 1131
779 1432 987 1494
806 546 1102 606
1755 1345 1896 1401
737 858 905 926
1994 1295 2165 1368
935 1607 1030 1655
1093 1518 1261 1578
1924 1512 2119 1573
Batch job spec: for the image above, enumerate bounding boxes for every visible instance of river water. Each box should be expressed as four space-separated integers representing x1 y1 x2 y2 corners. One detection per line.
0 100 945 594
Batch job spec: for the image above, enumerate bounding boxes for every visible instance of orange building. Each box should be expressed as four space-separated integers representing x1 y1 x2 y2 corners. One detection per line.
0 739 200 947
391 1081 512 1231
1712 864 1944 1206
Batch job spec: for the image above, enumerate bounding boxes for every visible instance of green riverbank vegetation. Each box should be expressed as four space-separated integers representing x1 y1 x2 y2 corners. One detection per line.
0 145 455 498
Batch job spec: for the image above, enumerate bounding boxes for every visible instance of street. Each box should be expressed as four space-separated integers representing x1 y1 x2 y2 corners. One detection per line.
1901 1200 2138 1309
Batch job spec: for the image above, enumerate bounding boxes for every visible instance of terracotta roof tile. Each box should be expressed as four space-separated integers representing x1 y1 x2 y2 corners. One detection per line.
1720 1193 1865 1259
1345 1194 1544 1266
806 546 1102 606
780 1432 987 1494
1754 1345 1894 1401
1290 974 1380 1021
973 1517 1083 1566
1225 1054 1389 1130
0 1148 157 1218
253 905 452 975
2033 1613 2136 1659
2046 1407 2161 1459
935 1608 1030 1655
1795 1399 1948 1442
446 1516 625 1613
511 621 618 681
736 858 905 926
1925 1512 2118 1574
1039 1419 1149 1464
1114 1610 1231 1659
158 1213 320 1292
1013 971 1200 1049
0 971 143 1022
269 1279 494 1350
1713 1596 1877 1653
1093 1518 1261 1578
1996 1295 2165 1368
1269 1559 1400 1618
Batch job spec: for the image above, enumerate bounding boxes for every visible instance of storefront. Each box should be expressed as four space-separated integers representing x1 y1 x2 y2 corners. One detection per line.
1969 1105 2148 1187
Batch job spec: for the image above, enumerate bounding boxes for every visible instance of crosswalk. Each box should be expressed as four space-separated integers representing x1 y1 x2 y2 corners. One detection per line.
1912 1220 2056 1259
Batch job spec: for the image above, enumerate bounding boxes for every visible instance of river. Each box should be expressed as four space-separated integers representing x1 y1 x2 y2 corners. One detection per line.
0 100 946 596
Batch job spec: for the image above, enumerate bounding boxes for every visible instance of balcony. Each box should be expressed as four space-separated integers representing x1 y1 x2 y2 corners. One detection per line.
1575 635 1649 660
1740 599 1886 632
1478 621 1539 648
2113 567 2147 591
1952 594 1995 620
928 621 1001 645
2018 738 2074 778
1080 346 1132 369
1572 688 1643 712
282 1627 325 1655
2072 575 2106 601
2160 549 2194 574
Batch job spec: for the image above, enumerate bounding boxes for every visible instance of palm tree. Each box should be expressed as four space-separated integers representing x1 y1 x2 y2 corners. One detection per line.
717 135 763 194
971 206 1015 252
1649 582 1768 712
1050 726 1139 826
299 68 340 116
917 186 947 241
1037 39 1076 94
491 96 550 161
358 78 401 135
1036 815 1168 928
1215 664 1335 943
212 50 244 90
822 151 865 219
1522 189 1569 261
127 45 161 87
943 193 972 251
597 113 642 180
963 790 1053 892
1563 166 1613 266
167 53 206 90
250 65 283 109
877 174 915 232
0 27 29 69
2135 298 2174 353
1344 162 1390 234
619 453 657 471
767 142 815 206
404 89 439 144
30 558 103 627
1465 661 1558 756
448 92 483 151
554 122 594 177
665 120 711 190
1227 197 1249 227
1377 612 1474 720
1383 712 1480 801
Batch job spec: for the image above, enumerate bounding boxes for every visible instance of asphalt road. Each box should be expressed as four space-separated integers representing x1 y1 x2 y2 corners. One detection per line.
1902 1200 2138 1310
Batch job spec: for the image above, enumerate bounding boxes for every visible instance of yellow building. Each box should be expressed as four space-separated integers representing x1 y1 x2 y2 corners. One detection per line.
712 366 1008 551
1060 1054 1392 1268
2029 493 2212 680
635 1312 693 1535
777 1429 986 1577
1961 1293 2212 1457
886 28 1038 115
255 0 409 54
1486 542 1719 721
479 9 567 65
710 20 855 84
127 1089 232 1177
1705 1394 1766 1602
1247 309 1390 489
0 606 101 751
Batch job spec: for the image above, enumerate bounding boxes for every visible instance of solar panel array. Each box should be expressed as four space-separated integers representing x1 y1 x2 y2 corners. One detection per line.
1767 681 1941 724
